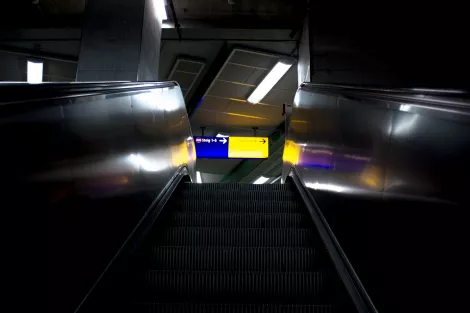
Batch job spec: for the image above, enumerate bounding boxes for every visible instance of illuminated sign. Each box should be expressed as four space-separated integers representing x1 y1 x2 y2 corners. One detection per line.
194 136 269 159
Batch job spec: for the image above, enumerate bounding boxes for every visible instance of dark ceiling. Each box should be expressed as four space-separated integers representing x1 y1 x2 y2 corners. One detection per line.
2 0 308 29
0 0 85 28
171 0 308 28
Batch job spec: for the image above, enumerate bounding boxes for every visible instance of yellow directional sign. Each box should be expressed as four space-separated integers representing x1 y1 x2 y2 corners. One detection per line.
228 136 269 159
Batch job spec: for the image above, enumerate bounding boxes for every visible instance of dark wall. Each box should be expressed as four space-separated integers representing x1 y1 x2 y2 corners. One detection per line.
0 83 194 313
0 29 80 82
312 190 467 313
0 51 77 82
308 2 469 88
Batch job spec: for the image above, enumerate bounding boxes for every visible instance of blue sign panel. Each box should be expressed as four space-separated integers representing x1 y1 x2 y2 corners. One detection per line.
194 136 229 159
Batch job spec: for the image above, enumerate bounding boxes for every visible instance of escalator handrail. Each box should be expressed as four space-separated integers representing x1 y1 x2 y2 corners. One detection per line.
301 82 470 111
289 166 378 313
0 81 179 106
74 165 190 313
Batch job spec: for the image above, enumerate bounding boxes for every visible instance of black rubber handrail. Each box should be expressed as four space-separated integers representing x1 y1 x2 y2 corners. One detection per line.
288 166 378 313
302 82 470 110
74 165 190 313
0 81 179 105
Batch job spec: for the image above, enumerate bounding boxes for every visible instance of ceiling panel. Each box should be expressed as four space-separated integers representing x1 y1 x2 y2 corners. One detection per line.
191 109 217 126
198 96 231 111
229 50 278 69
208 81 254 99
214 112 273 128
225 101 282 120
262 89 296 106
172 71 197 90
245 68 268 85
177 60 204 73
190 48 298 156
168 58 205 99
217 63 255 83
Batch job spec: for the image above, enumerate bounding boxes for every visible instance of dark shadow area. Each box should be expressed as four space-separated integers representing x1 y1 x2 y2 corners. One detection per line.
311 190 467 313
48 193 152 313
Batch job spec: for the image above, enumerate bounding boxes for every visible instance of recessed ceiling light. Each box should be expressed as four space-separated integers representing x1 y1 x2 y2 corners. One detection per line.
247 60 293 104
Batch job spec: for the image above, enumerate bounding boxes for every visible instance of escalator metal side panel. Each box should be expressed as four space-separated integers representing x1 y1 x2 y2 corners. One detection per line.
287 169 377 313
0 82 195 313
283 83 470 205
75 169 190 313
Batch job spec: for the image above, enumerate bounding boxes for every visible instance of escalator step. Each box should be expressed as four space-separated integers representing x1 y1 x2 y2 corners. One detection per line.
139 270 326 303
156 228 316 247
182 183 290 192
133 302 336 313
180 190 297 202
148 246 318 271
172 200 303 214
170 213 307 228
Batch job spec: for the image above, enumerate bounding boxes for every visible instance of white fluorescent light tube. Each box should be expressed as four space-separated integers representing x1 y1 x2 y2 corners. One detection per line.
247 60 293 104
27 60 43 84
253 176 270 184
196 171 202 183
216 133 229 138
153 0 168 21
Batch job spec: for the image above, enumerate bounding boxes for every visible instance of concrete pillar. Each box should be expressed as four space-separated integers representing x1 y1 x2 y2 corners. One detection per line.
76 0 161 82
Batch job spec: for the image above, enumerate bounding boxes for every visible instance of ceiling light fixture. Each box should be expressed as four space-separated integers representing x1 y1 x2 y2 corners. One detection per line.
153 0 167 21
253 176 270 184
216 133 229 138
27 60 43 84
247 60 293 104
196 171 202 183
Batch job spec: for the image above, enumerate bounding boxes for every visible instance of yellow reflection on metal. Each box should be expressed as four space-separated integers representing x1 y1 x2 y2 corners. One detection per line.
361 165 382 189
226 112 267 120
283 140 300 165
171 141 189 166
291 120 308 123
228 137 269 159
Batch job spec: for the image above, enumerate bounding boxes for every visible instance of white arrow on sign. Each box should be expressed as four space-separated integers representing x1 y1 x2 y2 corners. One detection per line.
219 137 227 144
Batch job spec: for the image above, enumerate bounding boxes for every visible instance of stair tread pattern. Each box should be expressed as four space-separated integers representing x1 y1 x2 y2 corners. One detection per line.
147 246 319 271
137 270 327 302
155 227 316 247
170 212 307 228
86 182 355 313
133 302 337 313
172 200 303 213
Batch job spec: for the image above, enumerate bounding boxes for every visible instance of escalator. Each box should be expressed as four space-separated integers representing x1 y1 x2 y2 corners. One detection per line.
0 82 379 313
77 181 360 313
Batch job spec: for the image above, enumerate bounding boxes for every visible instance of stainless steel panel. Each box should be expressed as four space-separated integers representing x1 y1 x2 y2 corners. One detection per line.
0 82 195 313
283 83 470 204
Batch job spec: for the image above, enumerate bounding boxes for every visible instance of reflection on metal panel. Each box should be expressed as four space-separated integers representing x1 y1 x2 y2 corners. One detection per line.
283 83 470 204
0 82 194 312
1 83 195 194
